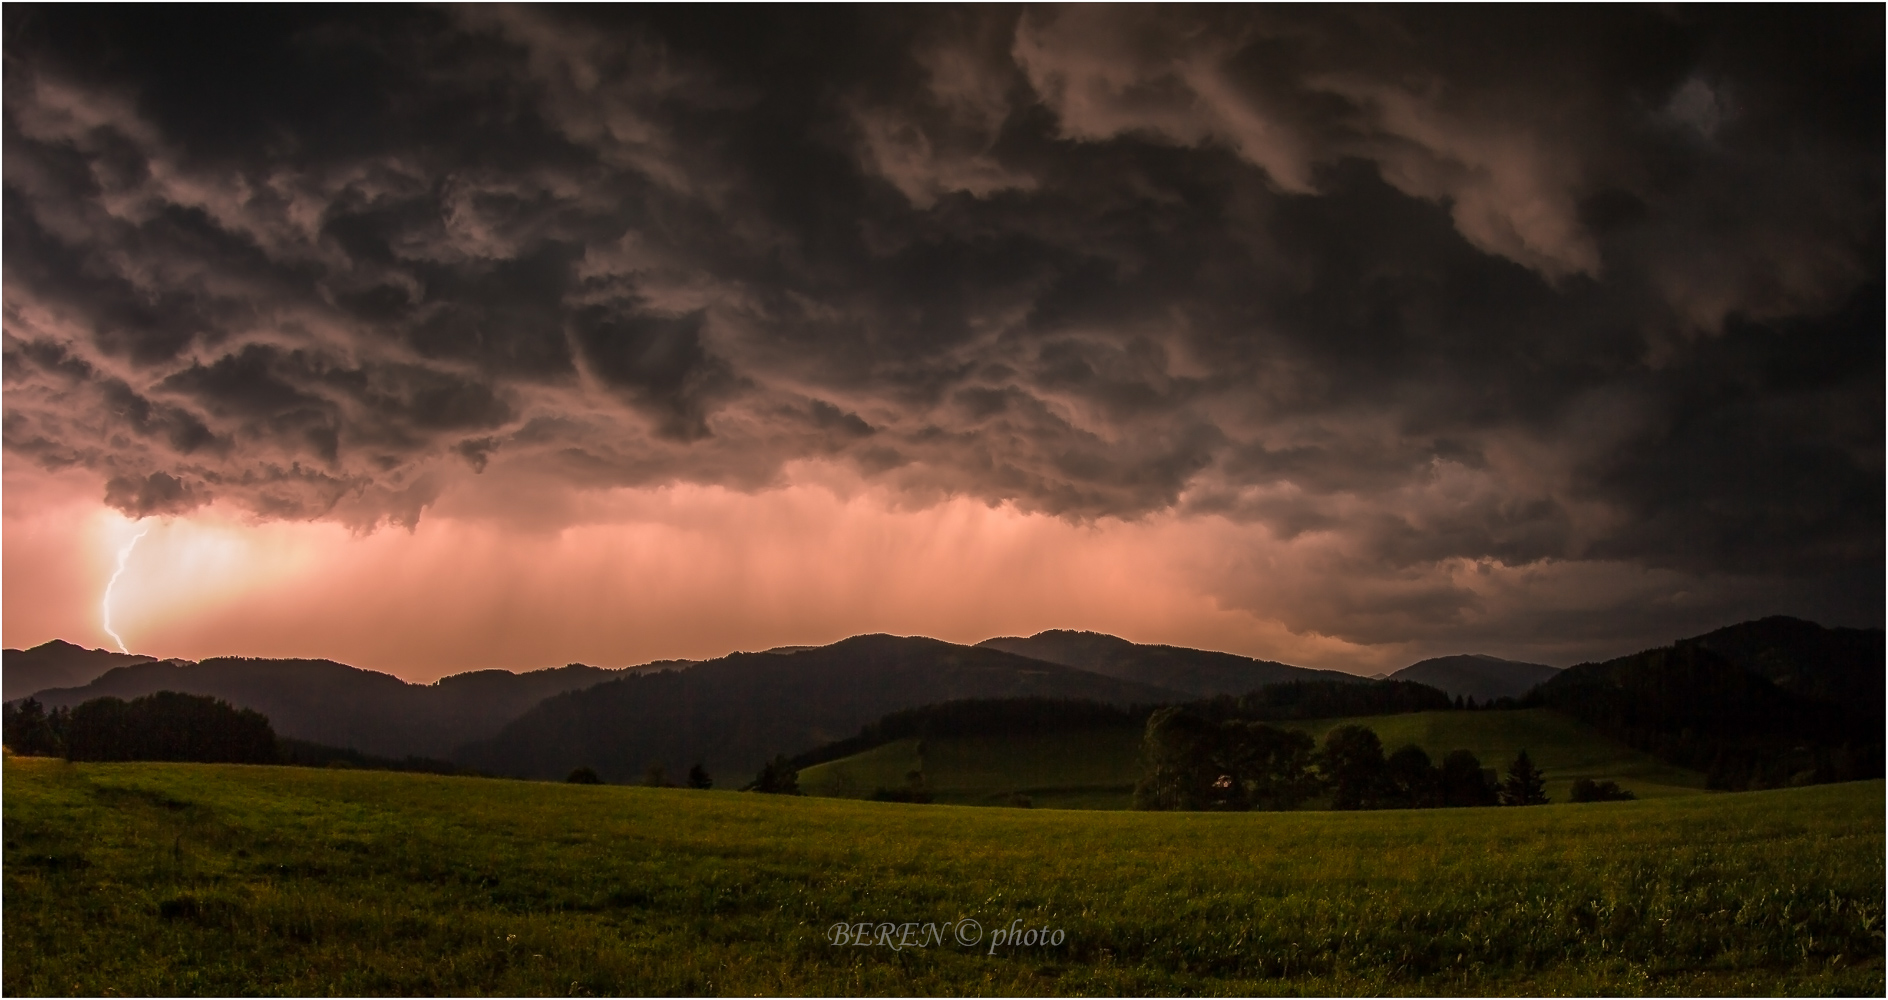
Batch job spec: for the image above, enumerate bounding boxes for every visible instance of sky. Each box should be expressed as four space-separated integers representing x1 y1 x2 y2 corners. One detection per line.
3 7 1881 682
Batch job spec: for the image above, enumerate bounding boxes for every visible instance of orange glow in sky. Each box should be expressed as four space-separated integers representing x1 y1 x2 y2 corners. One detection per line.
4 463 1395 682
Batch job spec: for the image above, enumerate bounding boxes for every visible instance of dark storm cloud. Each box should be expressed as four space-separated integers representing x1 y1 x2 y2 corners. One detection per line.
3 6 1880 638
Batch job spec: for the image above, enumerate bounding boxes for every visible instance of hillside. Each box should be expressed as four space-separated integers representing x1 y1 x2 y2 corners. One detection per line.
30 657 633 759
455 634 1183 782
7 757 1879 995
1526 620 1885 788
976 630 1360 696
2 640 155 701
1387 654 1560 701
1680 615 1885 709
799 707 1707 809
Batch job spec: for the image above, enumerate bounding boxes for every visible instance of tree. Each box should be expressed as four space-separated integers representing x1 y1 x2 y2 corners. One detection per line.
1385 744 1440 808
1439 749 1499 806
1569 777 1636 802
642 762 670 787
1133 707 1221 810
2 698 64 757
751 754 801 794
1319 725 1390 810
1499 749 1549 805
686 763 713 789
565 766 602 784
1228 722 1319 810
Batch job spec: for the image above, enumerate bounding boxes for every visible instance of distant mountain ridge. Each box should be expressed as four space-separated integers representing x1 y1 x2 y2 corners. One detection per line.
456 634 1185 782
1387 654 1560 701
975 630 1361 697
27 656 643 759
3 640 156 701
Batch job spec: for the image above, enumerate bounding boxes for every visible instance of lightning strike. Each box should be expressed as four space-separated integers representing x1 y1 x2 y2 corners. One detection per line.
102 526 150 654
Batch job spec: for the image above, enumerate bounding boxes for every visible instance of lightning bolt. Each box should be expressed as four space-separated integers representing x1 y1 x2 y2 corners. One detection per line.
102 526 150 655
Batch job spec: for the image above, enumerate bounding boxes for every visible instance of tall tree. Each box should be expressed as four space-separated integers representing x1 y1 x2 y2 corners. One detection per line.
1499 749 1549 806
1319 725 1391 810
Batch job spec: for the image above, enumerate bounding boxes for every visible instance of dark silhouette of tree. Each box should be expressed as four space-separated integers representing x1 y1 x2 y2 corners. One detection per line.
1319 725 1391 810
750 754 801 794
686 763 713 789
60 691 273 763
1569 777 1636 802
1499 749 1549 805
642 762 671 787
565 766 602 784
1439 749 1500 806
1134 709 1320 811
1385 744 1440 807
2 697 66 757
1133 707 1221 810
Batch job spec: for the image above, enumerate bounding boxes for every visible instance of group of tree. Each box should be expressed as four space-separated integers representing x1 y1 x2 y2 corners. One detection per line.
749 754 802 794
1133 709 1553 811
3 692 274 763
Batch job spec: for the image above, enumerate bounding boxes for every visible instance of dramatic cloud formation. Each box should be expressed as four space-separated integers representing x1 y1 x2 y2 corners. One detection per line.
4 7 1880 673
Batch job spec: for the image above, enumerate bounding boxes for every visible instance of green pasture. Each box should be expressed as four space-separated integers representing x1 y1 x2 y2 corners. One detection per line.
4 756 1880 995
800 708 1706 808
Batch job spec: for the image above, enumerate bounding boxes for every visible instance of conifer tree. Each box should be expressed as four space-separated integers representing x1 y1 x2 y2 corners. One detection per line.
1499 749 1549 805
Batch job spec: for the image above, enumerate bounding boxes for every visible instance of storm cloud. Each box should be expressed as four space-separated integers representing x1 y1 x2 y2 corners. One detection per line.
5 6 1880 652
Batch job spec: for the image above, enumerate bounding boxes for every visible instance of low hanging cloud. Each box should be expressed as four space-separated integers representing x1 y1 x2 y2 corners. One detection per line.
3 6 1880 650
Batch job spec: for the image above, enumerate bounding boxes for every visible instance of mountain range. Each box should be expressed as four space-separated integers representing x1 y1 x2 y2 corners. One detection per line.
2 640 154 701
6 616 1878 786
976 630 1360 696
23 656 648 759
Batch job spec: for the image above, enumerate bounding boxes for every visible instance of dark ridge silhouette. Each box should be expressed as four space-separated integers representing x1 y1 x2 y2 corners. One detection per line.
29 657 642 758
3 640 156 701
1678 615 1884 710
1526 618 1885 789
975 630 1362 696
454 634 1185 782
1387 654 1561 701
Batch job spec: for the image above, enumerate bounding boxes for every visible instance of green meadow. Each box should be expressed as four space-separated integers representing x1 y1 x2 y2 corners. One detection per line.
5 755 1880 996
800 708 1706 808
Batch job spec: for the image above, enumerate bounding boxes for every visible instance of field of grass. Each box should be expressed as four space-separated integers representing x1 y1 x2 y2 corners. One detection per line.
800 708 1705 809
5 756 1881 995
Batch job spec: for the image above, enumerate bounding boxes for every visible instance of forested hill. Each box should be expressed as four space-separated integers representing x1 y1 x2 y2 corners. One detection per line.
1386 655 1560 701
975 630 1360 696
28 657 635 759
454 634 1184 783
2 640 156 701
1526 617 1884 788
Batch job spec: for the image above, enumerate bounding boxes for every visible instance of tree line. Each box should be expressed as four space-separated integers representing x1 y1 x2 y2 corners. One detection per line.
3 692 275 763
1132 708 1569 811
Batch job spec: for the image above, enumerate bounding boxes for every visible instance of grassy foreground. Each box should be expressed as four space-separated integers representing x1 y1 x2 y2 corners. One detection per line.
800 708 1705 808
4 756 1881 996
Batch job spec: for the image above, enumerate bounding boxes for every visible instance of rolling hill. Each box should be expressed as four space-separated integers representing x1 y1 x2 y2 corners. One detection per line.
1386 654 1560 701
2 640 155 701
975 630 1361 696
454 634 1183 782
798 707 1708 809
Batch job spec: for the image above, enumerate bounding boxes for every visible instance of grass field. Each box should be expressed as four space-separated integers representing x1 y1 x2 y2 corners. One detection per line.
5 756 1880 996
799 708 1707 808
